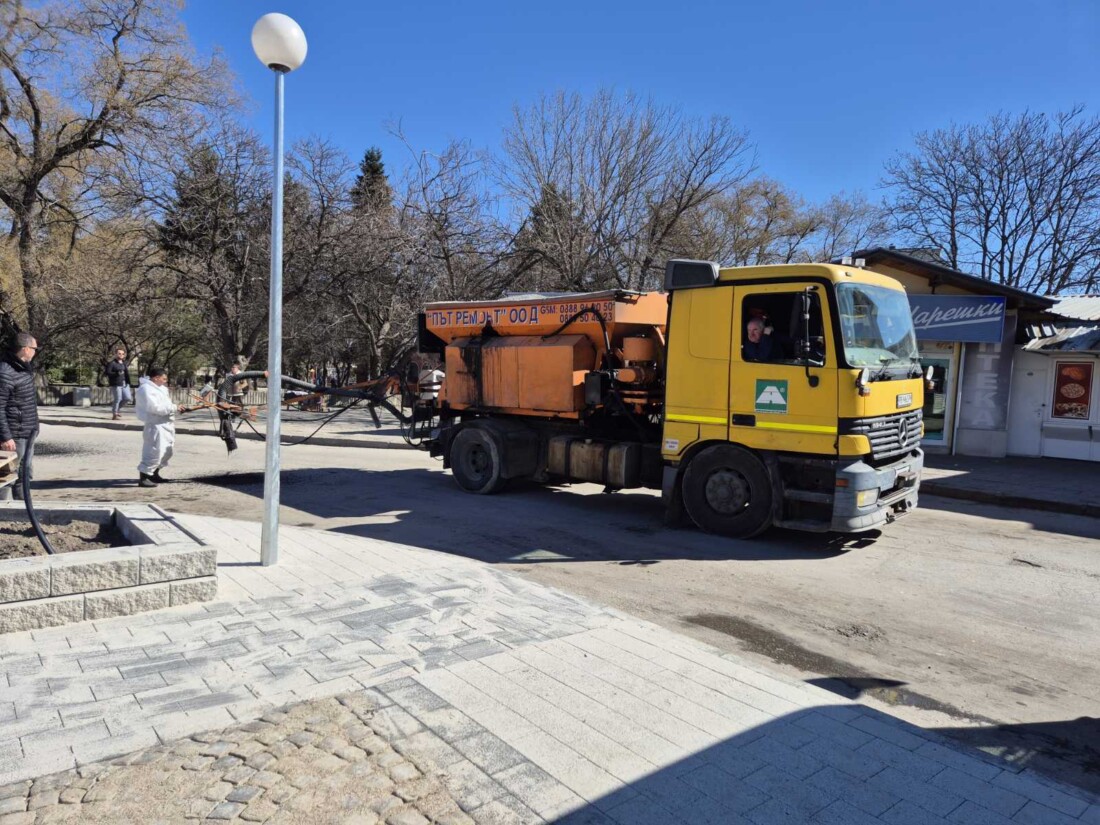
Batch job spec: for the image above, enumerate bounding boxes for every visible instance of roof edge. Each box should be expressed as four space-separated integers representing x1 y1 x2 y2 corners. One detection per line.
848 247 1057 309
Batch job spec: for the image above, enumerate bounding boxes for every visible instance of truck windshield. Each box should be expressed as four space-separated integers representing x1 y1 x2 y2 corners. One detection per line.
836 283 919 367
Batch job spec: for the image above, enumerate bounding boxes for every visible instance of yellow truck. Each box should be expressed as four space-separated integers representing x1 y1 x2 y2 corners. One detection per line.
416 259 924 537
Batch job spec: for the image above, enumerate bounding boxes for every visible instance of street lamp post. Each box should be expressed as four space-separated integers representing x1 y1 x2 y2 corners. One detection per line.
251 13 307 566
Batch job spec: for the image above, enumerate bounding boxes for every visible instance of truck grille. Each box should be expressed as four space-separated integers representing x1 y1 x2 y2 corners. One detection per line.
842 410 923 462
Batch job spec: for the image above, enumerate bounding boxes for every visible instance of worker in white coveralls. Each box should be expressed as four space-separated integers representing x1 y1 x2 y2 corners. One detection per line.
135 367 185 488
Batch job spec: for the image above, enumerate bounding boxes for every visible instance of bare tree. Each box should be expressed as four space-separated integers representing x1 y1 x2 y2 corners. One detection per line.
682 178 811 266
884 108 1100 294
152 124 270 370
500 90 754 291
0 0 229 336
805 191 890 263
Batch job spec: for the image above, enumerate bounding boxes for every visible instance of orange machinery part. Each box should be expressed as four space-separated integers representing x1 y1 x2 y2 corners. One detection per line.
424 291 668 350
427 290 669 418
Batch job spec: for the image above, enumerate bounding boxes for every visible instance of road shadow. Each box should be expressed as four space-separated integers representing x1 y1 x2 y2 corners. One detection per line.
516 703 1098 822
803 676 1100 796
194 467 872 564
932 717 1100 800
34 479 149 490
920 494 1100 541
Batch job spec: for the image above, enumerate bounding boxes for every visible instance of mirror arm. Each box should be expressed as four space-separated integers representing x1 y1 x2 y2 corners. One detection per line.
801 286 819 387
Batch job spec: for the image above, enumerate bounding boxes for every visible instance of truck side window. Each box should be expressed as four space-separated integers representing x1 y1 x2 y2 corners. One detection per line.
741 292 825 364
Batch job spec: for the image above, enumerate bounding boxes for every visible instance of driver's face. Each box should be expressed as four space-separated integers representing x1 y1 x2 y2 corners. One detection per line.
747 322 763 343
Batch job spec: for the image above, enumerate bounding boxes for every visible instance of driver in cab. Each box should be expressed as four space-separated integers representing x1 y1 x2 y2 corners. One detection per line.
743 317 781 362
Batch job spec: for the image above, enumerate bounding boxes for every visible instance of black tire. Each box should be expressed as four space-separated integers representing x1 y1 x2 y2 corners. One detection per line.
682 445 773 538
449 427 508 494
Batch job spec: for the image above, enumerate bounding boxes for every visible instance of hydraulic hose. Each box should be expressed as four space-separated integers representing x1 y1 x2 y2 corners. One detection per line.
19 429 55 555
542 305 616 369
278 375 413 424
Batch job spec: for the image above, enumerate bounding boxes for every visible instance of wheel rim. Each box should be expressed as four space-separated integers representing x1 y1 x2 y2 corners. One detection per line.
704 468 751 515
463 443 491 482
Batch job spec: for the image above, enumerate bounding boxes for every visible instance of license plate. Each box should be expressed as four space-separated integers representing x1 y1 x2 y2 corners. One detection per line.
896 392 913 408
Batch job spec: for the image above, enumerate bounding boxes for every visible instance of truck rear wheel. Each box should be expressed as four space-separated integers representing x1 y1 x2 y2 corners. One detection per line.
682 445 773 538
449 427 508 494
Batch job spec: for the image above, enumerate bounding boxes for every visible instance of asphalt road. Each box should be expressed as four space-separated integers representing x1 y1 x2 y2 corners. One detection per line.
24 423 1100 794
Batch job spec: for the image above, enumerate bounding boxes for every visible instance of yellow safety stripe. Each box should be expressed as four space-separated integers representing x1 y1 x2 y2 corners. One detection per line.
755 421 837 434
666 414 838 434
666 413 727 425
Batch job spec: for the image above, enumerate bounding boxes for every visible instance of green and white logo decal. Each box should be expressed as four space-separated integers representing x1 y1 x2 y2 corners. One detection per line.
755 379 788 414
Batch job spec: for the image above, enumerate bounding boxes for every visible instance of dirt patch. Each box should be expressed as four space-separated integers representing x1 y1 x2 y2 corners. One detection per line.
834 622 886 642
194 471 304 488
682 612 983 722
0 519 128 558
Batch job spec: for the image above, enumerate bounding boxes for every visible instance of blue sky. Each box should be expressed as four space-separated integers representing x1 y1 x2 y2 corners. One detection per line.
183 0 1099 204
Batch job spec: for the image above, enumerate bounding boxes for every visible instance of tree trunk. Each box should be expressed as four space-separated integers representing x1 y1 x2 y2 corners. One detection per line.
18 217 43 334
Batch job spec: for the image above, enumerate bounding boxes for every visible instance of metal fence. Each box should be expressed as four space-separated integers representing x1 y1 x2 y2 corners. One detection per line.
37 384 269 407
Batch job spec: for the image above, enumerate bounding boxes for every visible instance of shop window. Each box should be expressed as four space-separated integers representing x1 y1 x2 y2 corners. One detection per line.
920 358 950 441
741 292 825 364
1051 361 1093 420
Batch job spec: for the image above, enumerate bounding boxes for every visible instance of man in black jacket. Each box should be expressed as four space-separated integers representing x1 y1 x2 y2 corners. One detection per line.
0 332 40 501
105 347 132 420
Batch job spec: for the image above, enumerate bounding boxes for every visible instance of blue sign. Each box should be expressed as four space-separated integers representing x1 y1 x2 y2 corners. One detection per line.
908 295 1006 343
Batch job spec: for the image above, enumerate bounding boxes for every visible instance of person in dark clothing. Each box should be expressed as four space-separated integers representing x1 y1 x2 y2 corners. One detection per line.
0 332 40 501
218 364 245 407
105 347 132 420
215 365 246 453
743 318 781 362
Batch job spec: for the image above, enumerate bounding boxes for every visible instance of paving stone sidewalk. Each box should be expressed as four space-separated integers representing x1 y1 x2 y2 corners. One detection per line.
0 690 473 825
1 515 1097 824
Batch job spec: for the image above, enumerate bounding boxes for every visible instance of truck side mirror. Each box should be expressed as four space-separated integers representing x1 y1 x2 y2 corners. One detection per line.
799 288 821 386
799 289 813 359
856 368 872 396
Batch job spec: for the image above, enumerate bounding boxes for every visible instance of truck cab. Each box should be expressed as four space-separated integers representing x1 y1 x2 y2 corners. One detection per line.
661 260 924 536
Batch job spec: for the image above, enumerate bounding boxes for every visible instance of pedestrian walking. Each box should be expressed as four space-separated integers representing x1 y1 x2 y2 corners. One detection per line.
219 364 246 407
135 367 184 488
105 347 132 419
0 332 40 501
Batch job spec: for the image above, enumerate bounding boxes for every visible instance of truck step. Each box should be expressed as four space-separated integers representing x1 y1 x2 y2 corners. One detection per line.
773 518 831 532
782 489 833 504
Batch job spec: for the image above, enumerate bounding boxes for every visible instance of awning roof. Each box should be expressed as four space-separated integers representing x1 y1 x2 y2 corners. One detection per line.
1050 295 1100 322
1022 323 1100 353
850 248 1057 311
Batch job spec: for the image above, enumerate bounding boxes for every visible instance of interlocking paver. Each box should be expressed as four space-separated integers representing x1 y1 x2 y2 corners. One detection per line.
945 799 1015 824
811 799 886 825
931 766 1028 817
857 737 944 781
991 769 1091 818
809 764 901 816
1011 800 1086 825
743 764 838 818
867 765 965 817
797 736 886 781
1 513 1095 824
677 762 768 813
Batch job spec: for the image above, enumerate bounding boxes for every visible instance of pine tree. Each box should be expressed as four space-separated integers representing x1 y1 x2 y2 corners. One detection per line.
350 147 393 210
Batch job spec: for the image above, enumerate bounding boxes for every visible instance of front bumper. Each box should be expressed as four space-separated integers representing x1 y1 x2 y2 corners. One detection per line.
830 449 923 532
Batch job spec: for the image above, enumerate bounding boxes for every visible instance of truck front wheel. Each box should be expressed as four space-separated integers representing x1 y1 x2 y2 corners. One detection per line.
682 445 773 538
449 427 508 494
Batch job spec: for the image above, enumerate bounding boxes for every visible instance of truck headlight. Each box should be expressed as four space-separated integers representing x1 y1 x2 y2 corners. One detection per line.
856 489 879 507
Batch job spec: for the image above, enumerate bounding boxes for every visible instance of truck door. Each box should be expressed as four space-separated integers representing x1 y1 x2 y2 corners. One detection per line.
729 283 839 457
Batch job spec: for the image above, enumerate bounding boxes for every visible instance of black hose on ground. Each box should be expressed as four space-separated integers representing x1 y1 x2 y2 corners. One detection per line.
19 430 55 555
